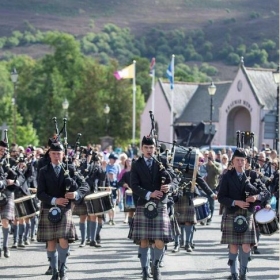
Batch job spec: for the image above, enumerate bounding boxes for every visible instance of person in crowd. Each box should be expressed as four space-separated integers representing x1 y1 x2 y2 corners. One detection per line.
106 153 121 225
0 139 17 258
218 148 269 280
118 158 133 223
204 150 222 225
216 150 222 163
221 154 229 173
130 136 178 280
37 141 89 280
227 148 233 160
173 151 217 253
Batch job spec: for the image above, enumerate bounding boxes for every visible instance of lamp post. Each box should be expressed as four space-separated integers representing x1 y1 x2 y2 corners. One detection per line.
208 81 216 150
10 68 18 143
104 104 110 135
62 98 69 118
273 66 280 153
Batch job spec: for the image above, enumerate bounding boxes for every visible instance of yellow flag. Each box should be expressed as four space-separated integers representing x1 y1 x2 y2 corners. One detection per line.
114 64 134 80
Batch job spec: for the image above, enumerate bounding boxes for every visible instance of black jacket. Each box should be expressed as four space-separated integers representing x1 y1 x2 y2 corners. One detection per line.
130 156 178 206
218 168 269 214
37 162 89 209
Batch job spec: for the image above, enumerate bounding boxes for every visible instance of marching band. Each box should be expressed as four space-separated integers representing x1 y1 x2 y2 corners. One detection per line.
0 115 279 280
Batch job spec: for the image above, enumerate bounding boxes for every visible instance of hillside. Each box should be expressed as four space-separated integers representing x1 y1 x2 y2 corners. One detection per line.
0 0 278 80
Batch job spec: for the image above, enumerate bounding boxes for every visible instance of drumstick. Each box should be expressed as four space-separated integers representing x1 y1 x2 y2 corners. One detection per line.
98 186 117 190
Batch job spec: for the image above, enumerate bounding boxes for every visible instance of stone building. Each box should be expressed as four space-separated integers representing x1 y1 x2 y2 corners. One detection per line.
141 60 278 150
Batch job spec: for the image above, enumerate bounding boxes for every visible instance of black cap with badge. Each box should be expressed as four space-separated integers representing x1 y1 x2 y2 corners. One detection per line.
141 136 155 146
49 142 64 152
232 148 246 159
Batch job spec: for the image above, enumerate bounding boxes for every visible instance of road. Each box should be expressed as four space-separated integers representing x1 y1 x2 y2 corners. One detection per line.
0 204 279 280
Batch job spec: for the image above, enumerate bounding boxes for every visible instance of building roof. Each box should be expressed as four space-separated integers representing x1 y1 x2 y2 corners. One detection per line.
159 79 198 119
175 81 232 125
243 65 277 110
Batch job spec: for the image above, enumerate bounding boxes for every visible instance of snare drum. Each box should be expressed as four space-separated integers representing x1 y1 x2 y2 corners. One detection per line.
14 194 40 219
84 191 113 216
254 208 279 236
193 197 210 222
124 190 135 212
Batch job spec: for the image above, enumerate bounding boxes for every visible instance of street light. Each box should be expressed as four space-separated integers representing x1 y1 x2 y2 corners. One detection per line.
62 98 69 118
10 68 18 143
208 81 216 150
273 66 280 153
104 104 110 135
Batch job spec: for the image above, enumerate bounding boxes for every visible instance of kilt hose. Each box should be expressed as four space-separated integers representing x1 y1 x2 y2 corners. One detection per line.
37 208 76 242
0 191 15 221
174 195 197 224
131 201 173 243
221 208 257 245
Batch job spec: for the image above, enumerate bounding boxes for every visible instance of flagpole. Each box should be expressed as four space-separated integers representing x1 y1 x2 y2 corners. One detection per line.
132 60 136 144
170 54 175 144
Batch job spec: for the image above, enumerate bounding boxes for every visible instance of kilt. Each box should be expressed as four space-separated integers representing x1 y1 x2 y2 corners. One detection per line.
72 201 87 216
0 191 15 221
174 195 197 224
131 201 173 243
221 208 257 245
37 208 76 242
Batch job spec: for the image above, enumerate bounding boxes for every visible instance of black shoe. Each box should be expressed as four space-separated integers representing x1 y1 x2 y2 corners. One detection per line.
253 246 260 254
90 241 102 247
3 247 10 258
18 241 25 248
59 263 68 280
0 248 2 257
206 218 212 225
200 221 205 225
142 267 149 280
191 242 195 249
96 234 101 244
172 243 180 253
45 266 52 275
239 275 248 280
153 261 162 280
12 242 18 248
50 270 59 280
79 240 86 247
185 243 193 252
227 274 238 280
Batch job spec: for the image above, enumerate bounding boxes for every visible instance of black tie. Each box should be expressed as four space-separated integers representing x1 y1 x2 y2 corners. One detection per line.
146 158 152 170
54 165 60 177
238 173 243 181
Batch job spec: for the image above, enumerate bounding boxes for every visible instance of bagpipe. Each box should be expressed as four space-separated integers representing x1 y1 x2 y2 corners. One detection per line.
2 129 18 192
235 131 269 198
148 110 172 186
148 111 201 195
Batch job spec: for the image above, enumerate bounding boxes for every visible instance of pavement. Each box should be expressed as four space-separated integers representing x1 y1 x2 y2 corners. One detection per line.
0 203 279 280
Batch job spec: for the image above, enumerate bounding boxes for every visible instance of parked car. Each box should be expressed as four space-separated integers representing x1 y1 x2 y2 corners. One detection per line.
199 145 236 154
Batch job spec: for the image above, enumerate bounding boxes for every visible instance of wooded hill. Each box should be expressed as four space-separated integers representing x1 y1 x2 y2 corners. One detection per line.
0 0 278 80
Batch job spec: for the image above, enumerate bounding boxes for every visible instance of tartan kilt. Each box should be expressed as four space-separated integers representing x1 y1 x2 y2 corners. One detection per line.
174 195 197 224
131 201 173 243
221 208 257 245
72 200 88 216
37 208 76 242
0 191 15 221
